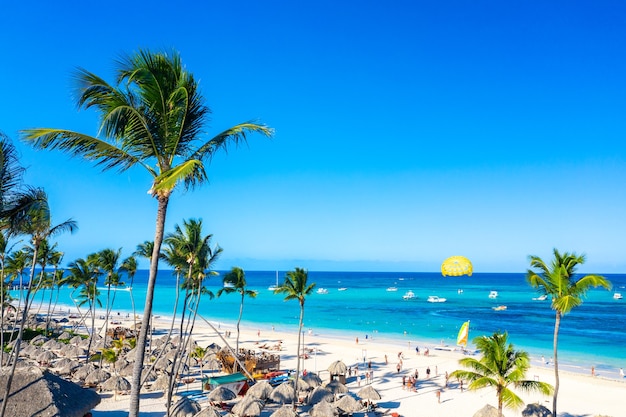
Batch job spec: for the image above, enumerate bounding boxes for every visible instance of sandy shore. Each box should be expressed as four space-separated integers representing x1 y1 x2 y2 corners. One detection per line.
68 308 624 417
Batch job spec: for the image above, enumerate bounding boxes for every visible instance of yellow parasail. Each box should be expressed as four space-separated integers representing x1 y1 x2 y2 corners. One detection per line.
441 256 473 277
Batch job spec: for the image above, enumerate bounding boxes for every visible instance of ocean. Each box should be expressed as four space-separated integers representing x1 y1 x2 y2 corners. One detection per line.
16 270 626 378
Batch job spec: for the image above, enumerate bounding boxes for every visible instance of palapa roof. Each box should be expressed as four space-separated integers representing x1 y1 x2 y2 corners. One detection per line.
171 396 201 417
231 396 264 417
0 366 100 417
270 382 295 404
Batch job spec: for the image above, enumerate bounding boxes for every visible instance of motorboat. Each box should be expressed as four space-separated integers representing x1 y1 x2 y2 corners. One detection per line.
402 290 416 300
386 286 398 292
338 287 348 291
457 289 463 294
492 305 507 311
427 296 447 303
316 288 329 295
614 292 623 300
532 294 548 301
488 291 498 299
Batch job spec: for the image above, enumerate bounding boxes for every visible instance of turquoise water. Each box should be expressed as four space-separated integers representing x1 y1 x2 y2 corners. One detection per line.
16 270 626 378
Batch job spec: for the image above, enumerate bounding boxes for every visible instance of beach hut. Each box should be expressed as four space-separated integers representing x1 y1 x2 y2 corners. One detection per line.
203 372 250 395
0 366 100 417
327 360 347 384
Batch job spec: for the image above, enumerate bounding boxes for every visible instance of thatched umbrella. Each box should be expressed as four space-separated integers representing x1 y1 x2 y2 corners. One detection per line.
150 373 171 391
246 380 274 400
42 339 64 351
310 400 338 417
113 357 130 371
270 405 299 417
207 386 237 402
0 366 100 417
59 344 85 359
36 350 57 365
101 375 131 400
324 380 348 395
231 396 264 417
118 363 135 377
84 368 111 385
522 403 551 417
154 356 172 371
302 372 322 388
73 363 98 380
269 382 295 404
335 395 362 415
69 335 83 345
171 396 201 417
327 360 347 376
473 404 500 417
194 406 223 417
294 378 310 392
29 334 48 346
307 386 333 405
357 385 381 401
58 331 72 339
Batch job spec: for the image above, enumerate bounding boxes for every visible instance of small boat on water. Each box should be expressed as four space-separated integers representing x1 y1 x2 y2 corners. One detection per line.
492 305 507 311
614 292 623 300
386 286 398 292
402 290 416 300
532 294 548 301
338 287 348 291
457 289 463 294
427 296 447 303
316 288 329 294
488 291 498 299
268 271 279 291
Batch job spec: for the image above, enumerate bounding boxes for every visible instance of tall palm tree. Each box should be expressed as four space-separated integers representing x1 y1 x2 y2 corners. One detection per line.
0 189 77 417
97 247 122 349
119 255 138 329
217 266 257 356
450 332 553 417
22 49 273 417
526 249 611 417
274 267 316 410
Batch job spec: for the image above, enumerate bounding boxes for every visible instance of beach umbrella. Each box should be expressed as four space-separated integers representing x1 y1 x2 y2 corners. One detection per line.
310 400 338 417
124 346 138 361
0 366 100 417
473 404 500 417
113 357 130 371
36 350 57 364
73 363 98 380
101 375 131 392
270 382 295 404
327 360 347 376
441 256 473 277
522 403 552 417
84 368 111 385
154 356 172 371
324 380 348 395
270 405 299 417
357 385 381 401
150 373 171 391
194 406 223 417
30 334 48 346
231 396 264 417
118 363 135 377
307 386 333 405
171 396 201 417
208 386 237 402
246 380 274 400
336 394 362 414
60 345 85 359
302 372 322 388
57 331 72 340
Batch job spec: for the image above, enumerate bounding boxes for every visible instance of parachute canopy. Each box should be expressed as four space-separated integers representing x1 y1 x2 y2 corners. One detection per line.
441 256 473 277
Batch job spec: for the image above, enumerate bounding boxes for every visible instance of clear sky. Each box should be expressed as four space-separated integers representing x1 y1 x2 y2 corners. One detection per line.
2 1 626 273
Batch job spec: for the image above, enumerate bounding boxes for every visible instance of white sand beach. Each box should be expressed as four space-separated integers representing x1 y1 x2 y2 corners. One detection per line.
82 312 624 417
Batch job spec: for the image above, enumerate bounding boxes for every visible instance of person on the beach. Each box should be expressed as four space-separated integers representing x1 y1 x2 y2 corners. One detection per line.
436 389 441 404
426 366 431 378
356 337 359 344
414 369 418 379
591 366 595 377
415 346 419 355
402 375 406 389
396 363 401 373
384 354 388 364
620 368 624 378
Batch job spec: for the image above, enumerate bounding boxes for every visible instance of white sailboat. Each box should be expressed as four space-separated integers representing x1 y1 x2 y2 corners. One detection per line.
268 271 279 291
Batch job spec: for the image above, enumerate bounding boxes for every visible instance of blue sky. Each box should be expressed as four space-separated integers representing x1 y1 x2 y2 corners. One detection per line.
2 1 626 273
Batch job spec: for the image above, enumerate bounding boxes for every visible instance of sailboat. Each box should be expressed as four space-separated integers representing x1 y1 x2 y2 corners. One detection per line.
457 321 470 351
268 271 279 291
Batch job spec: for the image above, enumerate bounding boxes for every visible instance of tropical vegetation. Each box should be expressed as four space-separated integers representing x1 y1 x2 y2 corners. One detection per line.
21 49 272 417
526 249 611 417
450 332 553 417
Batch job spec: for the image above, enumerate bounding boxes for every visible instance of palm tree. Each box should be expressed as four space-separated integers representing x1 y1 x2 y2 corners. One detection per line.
217 266 257 356
119 255 138 329
22 49 273 417
526 248 611 417
97 247 122 349
0 189 77 417
274 267 316 410
450 332 553 417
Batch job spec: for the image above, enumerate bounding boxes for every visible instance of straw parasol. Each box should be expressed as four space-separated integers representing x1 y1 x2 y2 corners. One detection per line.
0 366 100 417
171 396 201 417
270 405 299 417
231 396 264 417
309 400 338 417
327 360 347 375
194 406 223 417
36 350 57 364
307 386 333 405
269 382 295 404
302 372 322 388
357 385 381 401
58 331 72 339
150 373 171 391
84 368 111 385
207 386 237 402
101 375 131 392
73 363 98 380
324 380 348 395
335 394 362 414
246 380 274 400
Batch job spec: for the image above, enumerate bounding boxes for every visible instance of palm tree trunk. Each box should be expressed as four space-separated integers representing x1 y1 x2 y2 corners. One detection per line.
293 301 304 411
0 246 38 417
129 195 169 417
552 311 561 417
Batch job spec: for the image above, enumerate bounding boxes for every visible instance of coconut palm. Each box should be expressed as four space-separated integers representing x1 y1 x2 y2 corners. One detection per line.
274 267 316 410
217 267 257 356
22 49 272 417
97 248 123 350
526 249 611 417
119 255 138 330
450 332 553 417
0 189 77 417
